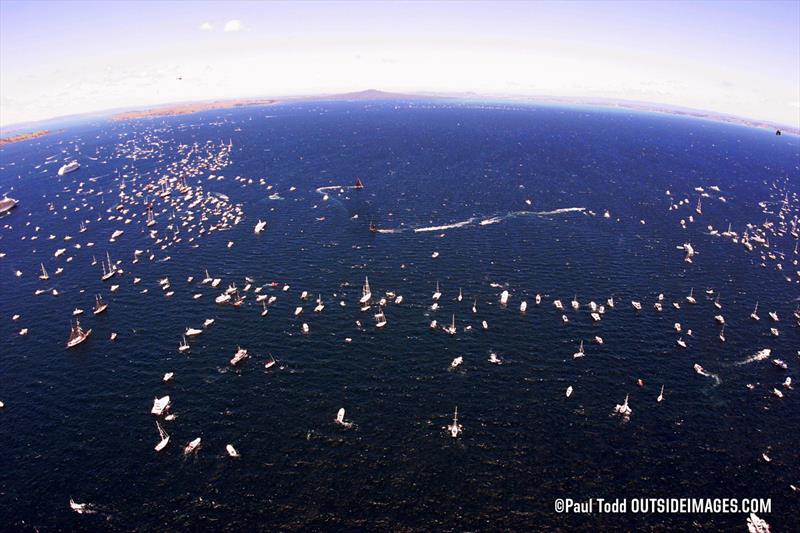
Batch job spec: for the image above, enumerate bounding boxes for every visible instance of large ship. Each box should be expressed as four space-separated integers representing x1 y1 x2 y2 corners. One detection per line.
58 161 80 176
0 196 18 215
66 319 92 348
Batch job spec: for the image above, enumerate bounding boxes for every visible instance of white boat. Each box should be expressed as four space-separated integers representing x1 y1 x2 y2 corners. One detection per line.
151 395 170 416
571 295 579 310
447 406 462 438
69 498 92 514
657 385 665 402
693 363 704 374
499 290 509 305
457 288 463 302
519 300 527 313
747 512 770 533
265 357 276 369
226 444 240 457
302 323 310 334
433 282 442 301
185 327 202 337
677 338 687 348
66 320 91 348
230 346 249 366
163 372 174 382
58 161 80 176
184 437 201 455
751 302 760 321
334 407 353 428
566 386 573 398
375 311 387 328
535 293 542 305
93 294 107 315
614 394 632 417
261 302 269 316
254 220 267 234
768 311 778 322
686 288 696 304
73 308 84 316
360 276 372 304
444 314 456 335
203 318 215 328
573 340 585 359
179 336 190 352
553 299 563 310
215 293 231 304
488 352 502 364
154 421 170 452
450 356 463 368
39 263 49 280
631 301 642 310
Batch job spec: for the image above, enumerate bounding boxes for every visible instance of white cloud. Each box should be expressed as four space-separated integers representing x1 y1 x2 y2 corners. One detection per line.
223 20 242 32
199 22 213 31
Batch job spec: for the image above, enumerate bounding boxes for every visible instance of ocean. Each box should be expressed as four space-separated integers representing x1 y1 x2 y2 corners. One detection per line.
0 100 798 531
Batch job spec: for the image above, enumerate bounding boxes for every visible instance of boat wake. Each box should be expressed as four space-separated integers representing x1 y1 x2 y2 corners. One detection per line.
696 367 722 386
732 348 771 366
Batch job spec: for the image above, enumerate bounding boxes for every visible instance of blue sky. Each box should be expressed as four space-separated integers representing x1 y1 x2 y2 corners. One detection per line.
1 0 798 127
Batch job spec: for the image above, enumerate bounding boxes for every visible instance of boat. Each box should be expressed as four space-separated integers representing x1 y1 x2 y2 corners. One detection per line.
179 336 190 352
151 395 170 416
747 512 770 533
146 208 156 227
488 352 502 364
154 421 170 452
714 294 722 309
751 302 760 321
58 161 80 176
314 295 324 313
566 386 573 398
203 318 215 328
265 356 276 369
360 276 372 304
433 282 442 301
657 385 665 402
230 346 249 366
450 356 463 368
768 311 778 322
0 196 18 215
226 444 240 457
185 327 202 336
163 372 173 382
354 178 364 189
573 340 585 358
695 197 702 215
254 219 267 234
631 301 642 311
444 314 456 335
447 406 462 438
571 295 579 310
375 311 387 328
457 288 463 302
215 293 231 304
686 288 696 304
613 394 632 417
92 294 107 315
719 325 726 342
693 363 704 374
369 221 378 233
39 263 49 280
499 290 509 305
66 320 91 348
69 498 92 514
184 437 201 455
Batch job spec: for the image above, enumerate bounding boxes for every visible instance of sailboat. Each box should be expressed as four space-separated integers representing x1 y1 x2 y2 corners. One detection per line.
179 336 190 352
254 219 267 234
154 421 170 452
39 263 49 280
657 385 665 402
433 282 442 301
354 178 364 189
457 288 463 302
614 394 632 417
146 207 156 227
719 324 726 342
92 294 107 315
751 302 760 321
686 288 696 304
714 293 722 309
445 314 456 335
573 340 585 359
374 310 387 328
184 437 201 455
230 346 249 366
447 406 462 438
101 252 115 281
314 295 324 313
359 276 372 304
66 319 91 348
695 197 702 215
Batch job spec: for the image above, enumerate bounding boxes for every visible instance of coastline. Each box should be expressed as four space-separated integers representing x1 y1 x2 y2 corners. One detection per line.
0 129 50 147
109 98 277 121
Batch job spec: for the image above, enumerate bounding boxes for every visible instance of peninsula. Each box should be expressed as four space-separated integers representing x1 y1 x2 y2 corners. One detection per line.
0 129 50 146
111 98 276 121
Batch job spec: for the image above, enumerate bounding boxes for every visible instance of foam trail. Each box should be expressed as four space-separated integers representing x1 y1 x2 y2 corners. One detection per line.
696 368 722 386
413 218 477 233
733 348 771 366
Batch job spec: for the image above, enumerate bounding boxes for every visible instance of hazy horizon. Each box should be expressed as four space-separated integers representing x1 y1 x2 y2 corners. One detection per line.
1 0 799 128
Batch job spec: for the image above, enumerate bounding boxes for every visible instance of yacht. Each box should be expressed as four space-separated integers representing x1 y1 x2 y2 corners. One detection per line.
92 294 108 315
613 394 632 417
657 385 665 402
151 395 170 416
39 263 49 280
359 276 372 304
185 327 202 337
751 302 760 321
230 346 249 366
447 406 462 438
450 356 463 368
571 295 579 310
184 437 201 455
433 282 442 301
488 352 502 364
58 161 80 176
179 336 190 352
226 444 240 457
499 290 509 305
566 386 573 398
444 314 456 335
66 320 91 348
375 311 387 328
254 219 267 234
457 288 463 302
686 288 696 304
573 340 585 359
154 421 170 452
519 300 527 313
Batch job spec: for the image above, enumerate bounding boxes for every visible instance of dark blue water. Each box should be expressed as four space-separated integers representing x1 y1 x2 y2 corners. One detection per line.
1 101 798 531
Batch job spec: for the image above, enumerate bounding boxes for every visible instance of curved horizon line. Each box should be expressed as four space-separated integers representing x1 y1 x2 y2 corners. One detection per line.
1 90 797 136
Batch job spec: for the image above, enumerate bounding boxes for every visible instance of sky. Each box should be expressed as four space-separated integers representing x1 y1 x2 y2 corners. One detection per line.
1 0 799 127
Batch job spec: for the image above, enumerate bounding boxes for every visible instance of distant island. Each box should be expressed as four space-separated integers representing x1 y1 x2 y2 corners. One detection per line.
111 98 276 121
0 129 49 146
